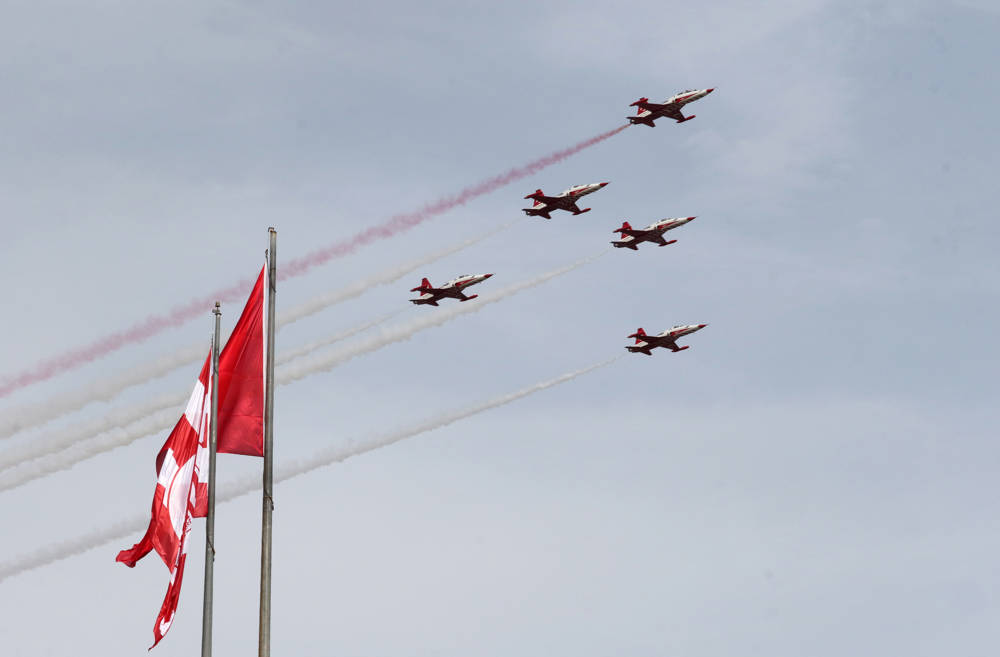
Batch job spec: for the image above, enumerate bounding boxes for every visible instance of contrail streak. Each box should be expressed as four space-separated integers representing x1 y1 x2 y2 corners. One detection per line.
0 126 627 398
0 314 394 476
0 221 515 440
277 252 606 383
0 393 190 474
276 219 519 326
272 311 400 367
0 356 619 582
0 253 602 487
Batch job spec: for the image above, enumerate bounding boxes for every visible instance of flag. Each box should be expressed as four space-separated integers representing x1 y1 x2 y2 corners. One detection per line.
216 265 266 456
116 264 266 647
116 354 211 648
148 485 195 648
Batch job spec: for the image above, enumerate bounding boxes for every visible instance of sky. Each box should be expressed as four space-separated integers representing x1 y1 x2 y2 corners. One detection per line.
0 0 998 654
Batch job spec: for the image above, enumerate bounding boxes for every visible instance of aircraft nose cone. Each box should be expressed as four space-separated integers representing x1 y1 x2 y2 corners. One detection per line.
698 323 708 329
705 88 714 94
599 182 609 187
484 273 493 279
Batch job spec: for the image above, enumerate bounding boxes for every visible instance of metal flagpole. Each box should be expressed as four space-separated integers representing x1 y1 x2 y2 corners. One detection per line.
201 301 221 657
259 228 277 657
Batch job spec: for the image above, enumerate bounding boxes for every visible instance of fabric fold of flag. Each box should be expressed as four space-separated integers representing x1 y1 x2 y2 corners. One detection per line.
216 265 265 457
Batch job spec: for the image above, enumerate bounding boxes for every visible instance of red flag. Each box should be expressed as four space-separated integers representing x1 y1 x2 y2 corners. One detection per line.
216 265 265 456
149 491 195 648
116 355 211 648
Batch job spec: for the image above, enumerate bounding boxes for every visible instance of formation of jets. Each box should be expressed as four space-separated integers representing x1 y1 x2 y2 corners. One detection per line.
411 89 715 356
522 182 609 219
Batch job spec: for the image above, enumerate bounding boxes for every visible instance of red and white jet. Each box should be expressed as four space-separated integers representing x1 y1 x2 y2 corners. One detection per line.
523 182 609 219
626 324 707 355
627 88 714 127
410 273 493 306
612 216 696 250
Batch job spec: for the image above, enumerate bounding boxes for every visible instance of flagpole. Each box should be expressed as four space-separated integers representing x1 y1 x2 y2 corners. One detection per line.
201 301 221 657
259 228 277 657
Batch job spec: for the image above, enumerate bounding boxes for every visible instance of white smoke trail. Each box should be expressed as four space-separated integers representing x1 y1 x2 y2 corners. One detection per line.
0 346 204 442
274 311 399 366
277 252 606 384
0 393 189 474
0 356 619 582
0 222 515 441
0 314 396 478
277 220 518 326
0 253 601 489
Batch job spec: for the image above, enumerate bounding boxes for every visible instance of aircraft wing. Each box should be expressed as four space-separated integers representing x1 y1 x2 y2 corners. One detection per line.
531 194 562 205
648 336 679 350
636 100 669 112
662 106 686 121
410 292 441 306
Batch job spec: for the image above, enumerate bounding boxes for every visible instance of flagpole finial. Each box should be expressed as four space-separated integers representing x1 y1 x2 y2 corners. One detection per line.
213 302 221 315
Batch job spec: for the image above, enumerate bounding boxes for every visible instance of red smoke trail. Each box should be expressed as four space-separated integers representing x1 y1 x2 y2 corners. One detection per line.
282 124 628 277
0 125 627 399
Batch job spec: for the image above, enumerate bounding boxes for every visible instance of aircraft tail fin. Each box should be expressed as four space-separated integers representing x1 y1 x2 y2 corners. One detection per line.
614 221 632 234
410 277 432 292
627 328 647 344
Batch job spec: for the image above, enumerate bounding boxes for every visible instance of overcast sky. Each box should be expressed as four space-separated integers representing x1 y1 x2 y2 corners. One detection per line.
1 1 998 655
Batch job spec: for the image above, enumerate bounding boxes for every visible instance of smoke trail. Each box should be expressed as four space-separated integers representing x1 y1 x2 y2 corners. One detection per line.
0 127 627 398
0 356 619 582
0 347 205 442
0 314 394 478
0 222 515 440
275 312 400 366
281 128 627 278
278 252 607 383
0 408 182 491
0 253 602 489
0 393 189 474
277 219 519 326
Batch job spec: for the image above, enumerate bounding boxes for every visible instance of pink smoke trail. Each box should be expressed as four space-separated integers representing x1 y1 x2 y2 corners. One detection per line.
282 124 628 277
0 124 627 399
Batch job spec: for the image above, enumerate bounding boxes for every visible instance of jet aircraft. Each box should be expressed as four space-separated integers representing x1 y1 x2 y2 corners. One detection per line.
410 273 493 306
612 217 696 250
626 324 707 355
627 88 714 127
523 182 609 219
